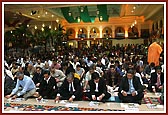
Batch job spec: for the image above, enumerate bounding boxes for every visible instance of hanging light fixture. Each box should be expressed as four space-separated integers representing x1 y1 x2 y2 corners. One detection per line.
35 25 37 29
42 23 45 27
68 11 72 16
56 18 59 23
130 6 137 28
99 16 103 21
80 6 84 12
77 17 80 22
96 9 99 15
49 25 51 29
133 6 136 10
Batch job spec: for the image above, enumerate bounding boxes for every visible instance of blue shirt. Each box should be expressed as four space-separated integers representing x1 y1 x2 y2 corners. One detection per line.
11 75 36 96
127 79 135 94
116 67 124 76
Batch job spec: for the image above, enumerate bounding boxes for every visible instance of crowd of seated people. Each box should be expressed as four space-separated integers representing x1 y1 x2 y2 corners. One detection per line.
4 43 164 104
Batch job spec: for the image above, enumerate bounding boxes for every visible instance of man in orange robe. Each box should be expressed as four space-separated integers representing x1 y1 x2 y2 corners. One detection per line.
148 40 163 66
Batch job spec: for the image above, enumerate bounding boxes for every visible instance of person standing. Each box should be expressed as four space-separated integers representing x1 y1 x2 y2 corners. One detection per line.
148 39 163 66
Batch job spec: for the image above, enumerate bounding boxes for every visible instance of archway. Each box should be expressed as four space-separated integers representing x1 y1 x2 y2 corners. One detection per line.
115 26 125 38
67 28 75 39
78 27 87 38
102 27 112 38
90 27 100 38
128 26 138 38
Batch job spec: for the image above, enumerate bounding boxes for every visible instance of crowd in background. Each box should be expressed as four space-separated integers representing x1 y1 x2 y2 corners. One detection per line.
4 41 164 104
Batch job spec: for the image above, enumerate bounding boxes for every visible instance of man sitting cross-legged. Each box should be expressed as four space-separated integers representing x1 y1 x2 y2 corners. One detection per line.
37 70 58 100
5 72 36 100
87 72 111 102
118 69 144 104
55 72 82 102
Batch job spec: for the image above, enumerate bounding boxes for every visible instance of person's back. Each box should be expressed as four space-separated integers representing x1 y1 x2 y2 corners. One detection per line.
4 75 15 96
148 41 162 66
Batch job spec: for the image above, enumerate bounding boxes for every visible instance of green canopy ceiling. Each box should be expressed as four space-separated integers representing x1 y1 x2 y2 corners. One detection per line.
97 5 109 22
79 6 91 22
49 4 121 23
61 6 96 23
61 7 76 23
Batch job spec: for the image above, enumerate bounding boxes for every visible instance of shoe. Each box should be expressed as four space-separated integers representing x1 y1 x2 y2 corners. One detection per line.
121 100 127 103
138 100 141 105
135 100 141 105
24 97 28 101
102 99 106 103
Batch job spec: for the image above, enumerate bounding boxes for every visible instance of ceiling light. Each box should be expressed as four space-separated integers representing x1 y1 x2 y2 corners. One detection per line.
80 6 84 12
42 23 45 27
41 27 44 31
35 25 37 29
131 10 134 13
52 15 54 17
96 10 99 15
56 19 59 23
69 12 72 16
100 16 103 21
38 16 40 18
133 6 136 9
77 17 80 22
45 12 48 15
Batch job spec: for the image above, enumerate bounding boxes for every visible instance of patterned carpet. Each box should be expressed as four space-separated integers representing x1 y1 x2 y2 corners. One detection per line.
4 97 163 111
142 97 162 105
4 103 125 111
